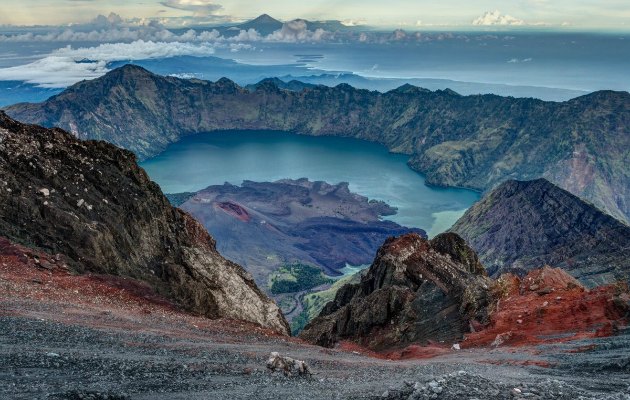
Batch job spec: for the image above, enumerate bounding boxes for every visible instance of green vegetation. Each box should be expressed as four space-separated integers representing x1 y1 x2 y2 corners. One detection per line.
269 263 333 295
290 309 311 336
290 271 364 335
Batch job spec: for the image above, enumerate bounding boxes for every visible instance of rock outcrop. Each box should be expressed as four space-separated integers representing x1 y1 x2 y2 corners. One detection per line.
0 112 289 334
464 266 630 348
4 65 629 223
450 179 630 287
298 233 494 349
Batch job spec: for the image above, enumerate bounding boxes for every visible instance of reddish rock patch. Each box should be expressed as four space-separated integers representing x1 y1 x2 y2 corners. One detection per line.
464 266 629 348
383 344 453 360
338 341 454 361
0 237 289 342
216 201 251 222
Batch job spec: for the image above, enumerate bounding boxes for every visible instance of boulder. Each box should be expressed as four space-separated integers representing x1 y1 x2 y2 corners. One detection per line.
266 352 310 377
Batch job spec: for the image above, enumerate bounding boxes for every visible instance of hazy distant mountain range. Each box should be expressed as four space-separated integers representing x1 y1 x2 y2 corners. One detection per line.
4 65 629 223
228 14 353 35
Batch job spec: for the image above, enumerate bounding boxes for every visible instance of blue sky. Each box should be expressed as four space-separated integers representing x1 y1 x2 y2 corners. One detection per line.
1 0 629 30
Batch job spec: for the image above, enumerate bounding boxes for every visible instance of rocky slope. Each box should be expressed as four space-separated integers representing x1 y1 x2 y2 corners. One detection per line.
5 247 629 400
450 179 630 287
298 233 495 349
4 65 629 223
298 230 630 352
0 112 289 334
464 266 630 348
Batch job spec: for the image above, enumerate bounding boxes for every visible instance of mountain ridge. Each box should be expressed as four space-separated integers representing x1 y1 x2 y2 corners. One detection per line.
450 178 630 286
4 64 629 223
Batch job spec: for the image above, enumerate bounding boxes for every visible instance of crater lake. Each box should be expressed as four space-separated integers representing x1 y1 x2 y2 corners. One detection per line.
139 131 480 236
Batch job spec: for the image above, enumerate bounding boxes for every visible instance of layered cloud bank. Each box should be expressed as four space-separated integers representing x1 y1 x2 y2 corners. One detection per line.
0 13 335 87
0 12 329 44
0 41 219 87
0 11 593 89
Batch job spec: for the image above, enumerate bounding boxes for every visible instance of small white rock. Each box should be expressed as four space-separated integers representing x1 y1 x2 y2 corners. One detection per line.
38 188 50 197
451 343 461 350
77 199 85 207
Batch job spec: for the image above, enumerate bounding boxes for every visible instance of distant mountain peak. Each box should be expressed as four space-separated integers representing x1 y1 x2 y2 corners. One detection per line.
95 64 154 84
392 83 430 94
238 14 283 34
108 64 152 75
252 14 280 23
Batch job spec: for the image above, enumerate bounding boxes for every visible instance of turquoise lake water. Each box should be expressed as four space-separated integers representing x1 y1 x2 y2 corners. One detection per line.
139 131 480 237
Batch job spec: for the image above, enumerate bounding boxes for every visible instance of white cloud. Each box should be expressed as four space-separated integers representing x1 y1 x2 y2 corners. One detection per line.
265 20 329 42
160 0 223 16
0 40 218 88
229 28 262 42
507 57 533 63
472 10 526 26
87 13 125 28
341 19 366 27
0 18 330 45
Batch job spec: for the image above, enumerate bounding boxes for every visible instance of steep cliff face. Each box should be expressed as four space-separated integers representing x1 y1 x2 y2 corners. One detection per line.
450 179 630 287
298 233 494 349
0 112 289 334
4 65 629 223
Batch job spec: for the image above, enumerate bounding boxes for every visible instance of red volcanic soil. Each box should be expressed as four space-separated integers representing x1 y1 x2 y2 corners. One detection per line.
0 237 288 342
216 201 251 222
463 266 629 348
2 235 628 363
337 341 451 360
383 344 453 360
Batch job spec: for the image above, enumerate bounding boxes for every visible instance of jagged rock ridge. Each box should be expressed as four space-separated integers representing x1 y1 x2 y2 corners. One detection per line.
298 232 495 349
0 112 289 334
450 179 630 287
4 65 628 223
